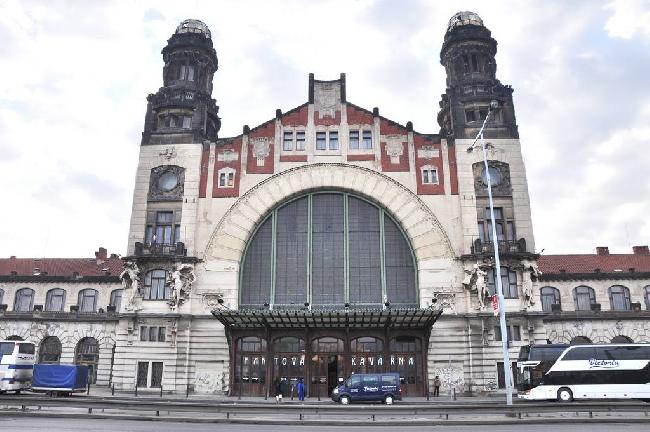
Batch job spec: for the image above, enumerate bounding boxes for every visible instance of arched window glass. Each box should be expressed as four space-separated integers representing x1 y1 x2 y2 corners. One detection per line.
7 335 23 341
609 285 631 311
350 337 383 353
39 336 62 364
110 289 123 311
75 337 99 384
237 337 267 352
14 288 34 312
0 288 4 305
45 288 66 312
645 286 650 310
540 286 561 312
611 335 633 343
144 270 170 300
390 336 421 352
311 337 344 353
240 192 417 308
273 337 304 353
77 289 98 312
570 336 592 345
573 286 596 311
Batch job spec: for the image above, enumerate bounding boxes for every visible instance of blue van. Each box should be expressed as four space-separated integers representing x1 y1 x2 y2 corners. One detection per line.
331 372 401 404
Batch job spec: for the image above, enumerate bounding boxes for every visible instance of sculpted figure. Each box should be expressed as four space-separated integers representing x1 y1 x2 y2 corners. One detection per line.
168 264 196 309
120 261 141 311
520 260 542 309
463 262 490 310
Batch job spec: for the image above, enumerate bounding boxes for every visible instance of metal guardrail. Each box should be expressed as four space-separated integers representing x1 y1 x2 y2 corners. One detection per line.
0 396 649 422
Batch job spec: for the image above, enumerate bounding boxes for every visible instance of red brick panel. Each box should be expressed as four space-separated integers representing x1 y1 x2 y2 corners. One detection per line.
346 105 374 125
347 154 375 162
447 145 459 195
212 137 242 198
314 110 341 126
246 121 276 174
280 154 308 162
198 145 210 198
281 104 308 127
379 118 407 135
414 134 445 195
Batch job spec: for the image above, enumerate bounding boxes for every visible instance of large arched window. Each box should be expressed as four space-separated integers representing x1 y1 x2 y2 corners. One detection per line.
39 336 62 364
240 192 417 308
645 286 650 310
75 337 99 384
570 336 592 345
14 288 34 312
611 335 633 343
77 289 98 312
573 286 596 311
608 285 631 311
45 289 66 312
540 286 561 312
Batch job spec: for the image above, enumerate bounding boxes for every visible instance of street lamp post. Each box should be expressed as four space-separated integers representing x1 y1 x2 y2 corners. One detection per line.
467 100 514 405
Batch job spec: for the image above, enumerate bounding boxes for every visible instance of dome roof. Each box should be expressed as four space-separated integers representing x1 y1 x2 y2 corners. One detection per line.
175 19 211 39
446 11 484 33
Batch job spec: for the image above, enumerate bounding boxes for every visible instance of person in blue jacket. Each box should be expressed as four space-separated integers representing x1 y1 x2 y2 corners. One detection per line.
296 377 305 401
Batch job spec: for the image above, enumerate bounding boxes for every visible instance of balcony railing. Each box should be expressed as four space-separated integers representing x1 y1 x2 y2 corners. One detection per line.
471 238 527 255
134 241 186 257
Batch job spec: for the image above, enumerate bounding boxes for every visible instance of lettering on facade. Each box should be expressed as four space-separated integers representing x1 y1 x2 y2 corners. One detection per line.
217 150 239 162
417 145 440 159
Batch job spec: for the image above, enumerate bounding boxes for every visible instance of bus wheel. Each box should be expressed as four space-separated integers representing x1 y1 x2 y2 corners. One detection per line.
384 395 394 405
14 390 21 395
557 387 573 402
340 395 350 405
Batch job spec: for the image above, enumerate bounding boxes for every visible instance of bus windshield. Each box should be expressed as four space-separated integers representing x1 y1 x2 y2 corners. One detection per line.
516 344 569 392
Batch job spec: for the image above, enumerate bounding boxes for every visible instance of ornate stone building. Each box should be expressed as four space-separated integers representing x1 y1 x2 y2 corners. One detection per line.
2 12 649 397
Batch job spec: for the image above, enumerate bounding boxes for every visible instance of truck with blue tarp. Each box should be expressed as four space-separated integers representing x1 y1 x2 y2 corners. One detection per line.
31 364 89 396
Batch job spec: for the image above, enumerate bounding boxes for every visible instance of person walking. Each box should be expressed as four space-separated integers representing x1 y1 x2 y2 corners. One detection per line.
433 375 441 397
274 377 283 403
297 377 305 402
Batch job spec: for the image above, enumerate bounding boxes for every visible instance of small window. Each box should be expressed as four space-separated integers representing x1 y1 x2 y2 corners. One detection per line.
14 288 34 312
329 131 339 150
478 108 488 120
540 286 561 312
471 54 479 72
362 130 372 149
179 64 195 82
140 326 147 342
349 130 359 149
158 327 166 342
465 109 477 122
316 132 327 150
18 343 35 354
219 172 226 187
181 116 192 129
295 131 306 150
217 168 236 189
462 55 470 73
574 286 596 311
422 168 438 184
283 131 293 151
45 288 66 312
227 172 234 187
77 289 98 312
609 285 631 311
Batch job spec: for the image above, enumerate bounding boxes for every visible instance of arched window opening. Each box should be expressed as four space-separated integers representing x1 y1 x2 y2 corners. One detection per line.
39 336 62 364
389 336 422 395
6 335 23 341
645 286 650 310
14 288 34 312
570 336 592 345
609 285 631 311
46 288 66 312
144 270 170 300
573 286 596 311
234 337 267 395
540 286 561 312
240 192 417 309
75 337 99 384
350 337 383 375
77 289 98 313
110 289 123 311
0 288 4 305
611 335 633 343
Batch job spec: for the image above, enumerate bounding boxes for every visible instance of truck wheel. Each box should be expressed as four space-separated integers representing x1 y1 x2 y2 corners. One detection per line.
557 387 573 402
340 395 350 405
384 395 394 405
15 390 21 395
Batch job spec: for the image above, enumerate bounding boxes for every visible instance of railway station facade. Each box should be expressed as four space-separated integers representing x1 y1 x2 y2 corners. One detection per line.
1 12 649 397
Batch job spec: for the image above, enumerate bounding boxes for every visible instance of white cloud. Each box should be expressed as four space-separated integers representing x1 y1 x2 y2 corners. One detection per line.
604 0 650 40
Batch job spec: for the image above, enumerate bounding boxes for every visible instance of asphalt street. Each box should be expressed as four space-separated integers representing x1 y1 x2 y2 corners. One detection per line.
0 418 647 432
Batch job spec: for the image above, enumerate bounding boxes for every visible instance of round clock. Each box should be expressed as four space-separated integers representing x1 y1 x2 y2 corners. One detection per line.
158 172 179 191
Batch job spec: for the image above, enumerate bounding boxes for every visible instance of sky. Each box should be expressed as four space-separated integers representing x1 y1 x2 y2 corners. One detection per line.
0 0 649 258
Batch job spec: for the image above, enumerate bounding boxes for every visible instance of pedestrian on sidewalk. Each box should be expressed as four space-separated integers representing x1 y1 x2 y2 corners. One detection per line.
433 375 441 397
274 378 283 403
297 377 305 402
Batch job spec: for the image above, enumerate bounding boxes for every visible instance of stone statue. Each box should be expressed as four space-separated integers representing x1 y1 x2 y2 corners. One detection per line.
167 263 196 309
463 262 490 310
120 260 141 311
519 260 542 309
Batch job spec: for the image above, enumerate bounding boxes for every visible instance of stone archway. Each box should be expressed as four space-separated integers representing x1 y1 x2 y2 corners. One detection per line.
204 163 455 264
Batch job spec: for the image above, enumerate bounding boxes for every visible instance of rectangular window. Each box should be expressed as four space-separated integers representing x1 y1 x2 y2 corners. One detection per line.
480 208 507 242
487 267 518 298
479 108 489 120
494 325 521 342
349 130 359 149
140 326 166 342
329 131 339 150
219 172 226 187
316 132 327 150
465 109 476 122
422 168 438 184
462 55 470 73
158 327 166 342
181 116 191 129
227 172 234 187
295 131 306 150
145 225 153 244
136 361 164 388
174 224 181 244
471 54 479 72
151 362 163 388
140 326 147 342
283 131 293 151
137 362 149 387
149 326 157 342
362 130 372 149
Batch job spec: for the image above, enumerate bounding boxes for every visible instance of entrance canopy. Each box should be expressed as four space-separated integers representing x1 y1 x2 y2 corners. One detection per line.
211 307 442 330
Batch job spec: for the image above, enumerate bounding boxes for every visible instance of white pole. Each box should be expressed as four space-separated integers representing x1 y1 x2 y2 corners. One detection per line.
468 104 513 405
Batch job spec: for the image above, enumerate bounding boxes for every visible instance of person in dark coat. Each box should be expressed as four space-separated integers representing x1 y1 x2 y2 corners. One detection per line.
433 376 441 397
274 378 283 403
296 377 305 401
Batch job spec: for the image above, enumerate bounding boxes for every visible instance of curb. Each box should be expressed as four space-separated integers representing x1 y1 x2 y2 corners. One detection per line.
2 411 650 426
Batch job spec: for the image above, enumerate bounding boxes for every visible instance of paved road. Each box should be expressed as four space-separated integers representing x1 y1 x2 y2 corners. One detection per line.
0 418 647 431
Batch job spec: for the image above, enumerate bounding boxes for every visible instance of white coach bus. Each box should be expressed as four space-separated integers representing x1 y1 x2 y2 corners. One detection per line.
517 343 650 402
0 340 36 394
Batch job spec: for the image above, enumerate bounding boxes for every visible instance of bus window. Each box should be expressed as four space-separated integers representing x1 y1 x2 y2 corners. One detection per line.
0 343 14 355
19 343 35 354
562 346 597 360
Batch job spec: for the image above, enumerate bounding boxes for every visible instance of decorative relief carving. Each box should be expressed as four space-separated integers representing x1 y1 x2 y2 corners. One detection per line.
384 135 405 164
432 291 457 313
462 262 491 310
315 83 338 118
159 147 177 160
202 293 224 309
121 260 142 311
417 145 440 159
517 259 542 310
251 137 270 166
167 263 196 310
148 165 185 201
472 160 511 197
217 150 239 162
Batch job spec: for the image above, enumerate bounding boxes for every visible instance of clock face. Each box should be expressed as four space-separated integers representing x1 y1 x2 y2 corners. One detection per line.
158 172 179 191
481 166 501 186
